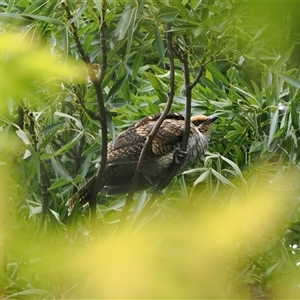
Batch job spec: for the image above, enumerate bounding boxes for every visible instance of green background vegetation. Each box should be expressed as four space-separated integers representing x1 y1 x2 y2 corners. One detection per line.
1 0 300 298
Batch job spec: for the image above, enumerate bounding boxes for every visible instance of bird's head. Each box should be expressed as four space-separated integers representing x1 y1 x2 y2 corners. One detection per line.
191 115 218 136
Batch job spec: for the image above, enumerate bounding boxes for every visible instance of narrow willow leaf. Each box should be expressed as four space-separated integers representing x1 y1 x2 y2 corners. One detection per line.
220 155 246 183
61 27 69 61
16 129 30 145
107 74 128 100
50 157 72 179
18 13 65 25
157 6 180 21
291 99 298 129
273 46 294 69
48 178 71 190
54 112 83 129
193 170 210 186
41 122 65 135
227 67 238 82
70 1 87 23
251 25 268 42
106 110 115 141
125 7 137 58
268 109 279 146
276 72 300 89
201 77 228 98
93 0 102 16
54 131 84 156
265 71 272 88
5 289 50 298
251 80 262 108
249 141 264 153
116 6 133 40
155 24 165 67
40 153 54 160
132 191 147 219
23 0 47 14
102 65 116 89
147 72 164 91
39 125 62 151
211 169 238 189
170 0 189 18
206 63 229 84
132 51 144 79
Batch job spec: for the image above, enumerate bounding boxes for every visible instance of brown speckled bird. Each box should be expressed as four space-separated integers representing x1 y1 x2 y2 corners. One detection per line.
67 112 217 210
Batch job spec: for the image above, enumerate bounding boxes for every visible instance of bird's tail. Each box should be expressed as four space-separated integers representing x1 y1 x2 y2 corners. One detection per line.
66 176 95 214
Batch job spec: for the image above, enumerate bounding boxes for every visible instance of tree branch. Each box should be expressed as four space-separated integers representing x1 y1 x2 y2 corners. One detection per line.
119 23 176 233
38 161 50 231
190 58 208 89
63 1 108 228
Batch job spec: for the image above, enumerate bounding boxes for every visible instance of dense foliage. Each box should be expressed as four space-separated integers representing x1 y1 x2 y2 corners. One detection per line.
1 1 300 298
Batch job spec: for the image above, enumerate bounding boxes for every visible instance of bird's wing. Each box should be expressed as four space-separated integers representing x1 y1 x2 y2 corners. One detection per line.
107 113 190 165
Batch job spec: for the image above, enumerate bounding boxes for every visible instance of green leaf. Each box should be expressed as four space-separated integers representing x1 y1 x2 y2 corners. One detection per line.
54 131 84 156
70 1 87 23
61 27 69 61
40 153 54 160
5 289 50 298
227 67 238 82
205 63 229 84
93 0 103 16
107 74 128 100
132 51 144 79
0 12 64 26
125 7 137 58
23 0 47 14
265 71 272 88
201 77 228 98
102 65 116 88
220 155 246 183
147 72 164 91
15 129 30 145
194 170 210 186
116 6 134 40
41 122 65 135
211 169 238 189
157 6 180 22
48 178 71 190
50 157 72 179
54 112 83 129
154 24 165 67
276 72 300 89
273 46 295 69
106 110 115 141
268 109 279 146
249 141 264 153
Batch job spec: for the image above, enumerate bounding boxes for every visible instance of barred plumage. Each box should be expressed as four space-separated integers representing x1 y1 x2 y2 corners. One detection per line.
67 112 217 211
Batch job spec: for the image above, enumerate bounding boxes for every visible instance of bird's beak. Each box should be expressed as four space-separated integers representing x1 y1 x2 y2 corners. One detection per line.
207 116 218 124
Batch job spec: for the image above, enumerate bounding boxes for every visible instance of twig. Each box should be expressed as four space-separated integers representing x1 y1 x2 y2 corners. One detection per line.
118 23 175 228
129 35 207 234
119 23 176 233
156 38 191 192
62 1 108 229
190 58 208 89
38 161 50 231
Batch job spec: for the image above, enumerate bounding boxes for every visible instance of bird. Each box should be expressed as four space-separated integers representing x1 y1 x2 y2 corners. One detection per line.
67 112 217 211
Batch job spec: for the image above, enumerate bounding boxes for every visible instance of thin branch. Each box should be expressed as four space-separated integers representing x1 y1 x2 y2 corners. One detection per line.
130 36 202 233
89 2 108 226
181 49 192 150
189 58 208 89
155 40 191 192
38 161 50 231
63 1 108 228
117 23 176 231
